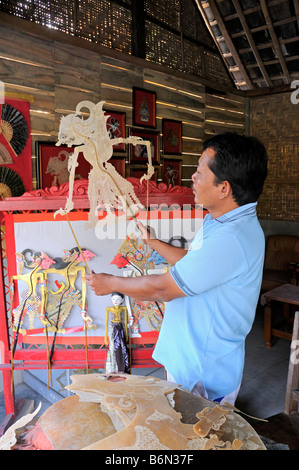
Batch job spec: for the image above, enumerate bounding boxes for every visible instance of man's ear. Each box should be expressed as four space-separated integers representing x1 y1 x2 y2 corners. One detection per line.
219 180 232 199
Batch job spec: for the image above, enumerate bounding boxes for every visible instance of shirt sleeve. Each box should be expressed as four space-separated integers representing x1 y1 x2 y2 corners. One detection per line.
170 232 248 296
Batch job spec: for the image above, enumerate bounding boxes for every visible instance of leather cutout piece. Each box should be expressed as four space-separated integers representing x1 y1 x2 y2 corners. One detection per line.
193 405 229 437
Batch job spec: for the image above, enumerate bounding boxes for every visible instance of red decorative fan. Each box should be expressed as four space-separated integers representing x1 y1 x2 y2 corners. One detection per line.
0 166 25 200
0 103 29 157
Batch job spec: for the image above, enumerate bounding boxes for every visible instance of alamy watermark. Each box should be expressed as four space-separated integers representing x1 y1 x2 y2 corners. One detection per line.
290 80 299 104
94 203 203 246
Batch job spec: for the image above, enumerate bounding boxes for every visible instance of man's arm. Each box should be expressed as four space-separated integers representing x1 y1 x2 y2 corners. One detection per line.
85 271 186 302
138 222 187 265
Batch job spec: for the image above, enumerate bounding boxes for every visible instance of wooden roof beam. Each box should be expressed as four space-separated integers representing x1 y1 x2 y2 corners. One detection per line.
260 0 291 83
223 5 262 22
239 34 299 54
198 0 253 89
232 16 298 38
246 55 299 68
231 0 272 87
252 70 299 84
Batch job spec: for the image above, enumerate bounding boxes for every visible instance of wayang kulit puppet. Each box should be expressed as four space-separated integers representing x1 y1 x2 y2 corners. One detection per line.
104 292 132 375
110 234 165 336
10 250 55 350
11 247 96 335
10 246 97 383
50 100 168 364
54 100 155 227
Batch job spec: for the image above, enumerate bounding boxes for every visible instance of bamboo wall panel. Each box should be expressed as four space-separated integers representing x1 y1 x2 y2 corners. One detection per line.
250 92 299 221
205 91 246 138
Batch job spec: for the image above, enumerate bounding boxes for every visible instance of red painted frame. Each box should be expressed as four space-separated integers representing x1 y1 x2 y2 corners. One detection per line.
0 178 198 424
36 141 91 189
104 110 126 152
162 158 182 186
128 127 160 165
162 119 182 155
132 87 156 128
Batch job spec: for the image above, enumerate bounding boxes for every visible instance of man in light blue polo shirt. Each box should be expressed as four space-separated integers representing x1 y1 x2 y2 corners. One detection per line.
153 201 265 403
86 132 268 405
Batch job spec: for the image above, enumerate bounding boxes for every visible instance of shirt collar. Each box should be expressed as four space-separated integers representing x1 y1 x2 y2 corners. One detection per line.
215 202 257 224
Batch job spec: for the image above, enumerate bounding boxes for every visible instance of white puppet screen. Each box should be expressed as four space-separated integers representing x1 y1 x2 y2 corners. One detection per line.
6 207 203 338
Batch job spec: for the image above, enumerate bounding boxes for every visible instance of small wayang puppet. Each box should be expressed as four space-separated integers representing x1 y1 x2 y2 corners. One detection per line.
110 234 165 335
44 247 96 333
54 100 155 227
11 247 96 335
11 249 55 338
10 247 96 365
110 233 156 273
105 292 131 374
10 249 57 387
10 247 97 389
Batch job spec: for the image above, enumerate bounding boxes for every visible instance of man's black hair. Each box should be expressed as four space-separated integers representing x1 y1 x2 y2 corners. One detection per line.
203 132 268 206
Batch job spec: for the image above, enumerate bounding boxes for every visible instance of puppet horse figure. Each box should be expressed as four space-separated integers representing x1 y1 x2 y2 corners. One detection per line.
54 100 154 227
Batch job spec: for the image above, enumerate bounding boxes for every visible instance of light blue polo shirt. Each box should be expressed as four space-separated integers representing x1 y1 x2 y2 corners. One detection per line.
153 202 265 400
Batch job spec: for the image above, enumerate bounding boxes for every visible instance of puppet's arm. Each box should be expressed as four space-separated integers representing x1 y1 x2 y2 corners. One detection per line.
112 136 154 182
37 273 49 327
123 306 128 342
137 141 154 183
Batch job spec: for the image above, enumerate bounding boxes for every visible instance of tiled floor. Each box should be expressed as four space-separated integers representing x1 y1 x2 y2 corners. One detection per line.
0 305 298 444
236 305 292 420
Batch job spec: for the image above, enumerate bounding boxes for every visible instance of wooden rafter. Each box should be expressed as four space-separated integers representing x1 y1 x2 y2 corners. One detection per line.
197 0 253 89
231 15 297 38
260 0 291 83
239 34 299 54
231 0 272 87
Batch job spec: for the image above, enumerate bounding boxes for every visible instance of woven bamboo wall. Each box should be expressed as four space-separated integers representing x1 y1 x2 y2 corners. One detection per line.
0 15 245 190
0 0 232 88
250 92 299 221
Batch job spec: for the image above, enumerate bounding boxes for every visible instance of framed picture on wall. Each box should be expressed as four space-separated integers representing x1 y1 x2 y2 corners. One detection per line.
162 119 182 155
133 87 156 128
104 110 126 152
128 128 160 165
36 141 91 189
162 158 182 187
110 156 126 177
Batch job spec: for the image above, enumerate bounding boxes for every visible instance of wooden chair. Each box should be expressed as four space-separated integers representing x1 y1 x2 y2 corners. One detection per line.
284 311 299 414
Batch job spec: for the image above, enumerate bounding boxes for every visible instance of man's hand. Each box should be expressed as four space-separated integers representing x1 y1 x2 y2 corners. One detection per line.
85 272 113 296
137 221 156 246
